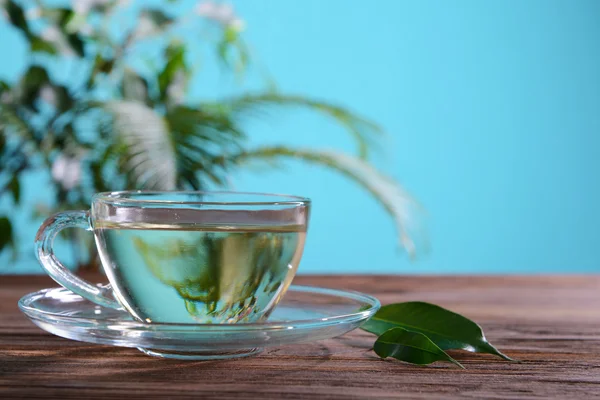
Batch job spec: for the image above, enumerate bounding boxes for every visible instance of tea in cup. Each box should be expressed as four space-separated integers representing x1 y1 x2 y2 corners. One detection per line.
35 191 310 324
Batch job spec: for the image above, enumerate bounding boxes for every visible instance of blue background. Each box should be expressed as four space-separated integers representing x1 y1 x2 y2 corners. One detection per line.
2 0 600 274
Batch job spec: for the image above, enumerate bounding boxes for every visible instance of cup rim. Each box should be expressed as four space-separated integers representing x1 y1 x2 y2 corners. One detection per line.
93 190 311 206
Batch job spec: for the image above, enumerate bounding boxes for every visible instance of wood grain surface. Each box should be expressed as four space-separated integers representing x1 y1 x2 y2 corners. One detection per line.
1 274 599 399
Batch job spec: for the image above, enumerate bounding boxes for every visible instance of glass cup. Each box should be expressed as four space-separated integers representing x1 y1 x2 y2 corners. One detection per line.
35 191 310 324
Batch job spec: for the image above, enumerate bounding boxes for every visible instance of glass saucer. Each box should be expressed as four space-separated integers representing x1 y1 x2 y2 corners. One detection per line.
19 285 380 360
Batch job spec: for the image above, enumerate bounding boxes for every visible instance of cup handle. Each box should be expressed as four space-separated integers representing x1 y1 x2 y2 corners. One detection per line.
35 210 121 309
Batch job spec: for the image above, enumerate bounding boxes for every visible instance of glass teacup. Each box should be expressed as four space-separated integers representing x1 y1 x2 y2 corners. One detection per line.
35 191 310 324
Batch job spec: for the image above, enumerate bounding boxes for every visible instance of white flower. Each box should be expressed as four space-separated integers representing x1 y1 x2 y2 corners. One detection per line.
195 1 244 30
52 155 82 190
72 0 90 14
41 25 75 56
26 7 42 19
41 25 61 42
228 18 245 31
78 24 93 36
134 14 157 39
117 0 131 8
195 1 217 17
198 1 234 21
39 84 57 107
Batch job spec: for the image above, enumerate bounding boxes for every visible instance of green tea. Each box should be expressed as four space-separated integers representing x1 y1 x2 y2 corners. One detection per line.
95 223 306 324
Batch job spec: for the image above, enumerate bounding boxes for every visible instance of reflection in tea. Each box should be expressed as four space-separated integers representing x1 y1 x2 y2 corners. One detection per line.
96 223 305 323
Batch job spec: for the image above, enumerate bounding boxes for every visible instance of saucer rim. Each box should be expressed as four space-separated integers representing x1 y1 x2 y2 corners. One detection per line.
19 285 380 331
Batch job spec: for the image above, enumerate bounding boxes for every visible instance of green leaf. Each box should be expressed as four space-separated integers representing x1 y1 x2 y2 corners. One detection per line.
65 32 85 57
90 162 107 192
95 55 115 74
217 26 249 76
8 176 20 203
166 105 245 143
164 105 244 189
0 80 10 101
5 0 31 37
53 85 74 112
29 36 57 55
41 8 74 27
86 55 115 88
38 9 85 56
223 93 383 159
0 217 13 252
99 99 242 191
85 1 116 14
133 8 174 40
227 146 422 257
21 65 50 87
17 65 50 110
140 9 174 28
374 327 464 368
362 302 513 361
158 42 189 103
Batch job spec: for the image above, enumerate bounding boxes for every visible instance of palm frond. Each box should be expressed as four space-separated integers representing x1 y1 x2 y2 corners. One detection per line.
103 101 177 189
165 105 246 188
100 101 245 190
217 93 383 159
225 146 424 258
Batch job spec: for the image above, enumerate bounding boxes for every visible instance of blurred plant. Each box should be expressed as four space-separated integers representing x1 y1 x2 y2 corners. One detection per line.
0 0 421 270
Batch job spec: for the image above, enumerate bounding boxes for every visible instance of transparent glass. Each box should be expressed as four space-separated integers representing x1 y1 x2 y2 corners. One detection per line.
35 191 311 327
19 285 380 360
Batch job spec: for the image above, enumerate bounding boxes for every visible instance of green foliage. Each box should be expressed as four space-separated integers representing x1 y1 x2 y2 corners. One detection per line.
140 8 174 28
104 100 177 189
373 327 464 368
18 65 50 110
29 35 57 54
218 26 249 75
0 217 13 252
0 0 420 269
5 0 31 37
222 93 383 159
158 41 189 104
362 302 514 366
223 146 421 255
8 176 20 203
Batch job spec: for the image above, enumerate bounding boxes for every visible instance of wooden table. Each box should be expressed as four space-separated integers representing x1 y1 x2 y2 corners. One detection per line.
1 274 599 399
